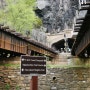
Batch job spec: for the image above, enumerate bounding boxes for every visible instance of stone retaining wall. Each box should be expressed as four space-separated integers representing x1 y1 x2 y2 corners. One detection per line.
0 57 90 90
39 68 90 90
0 57 30 90
0 66 90 90
0 66 30 90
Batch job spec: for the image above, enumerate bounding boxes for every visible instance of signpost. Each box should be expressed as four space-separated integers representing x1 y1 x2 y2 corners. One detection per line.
21 55 46 90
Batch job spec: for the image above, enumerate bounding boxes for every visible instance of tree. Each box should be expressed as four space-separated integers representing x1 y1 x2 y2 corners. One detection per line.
0 0 42 35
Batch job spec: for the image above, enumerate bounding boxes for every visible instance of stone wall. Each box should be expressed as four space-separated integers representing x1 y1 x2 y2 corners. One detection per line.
0 57 30 90
39 68 90 90
0 57 90 90
0 66 30 90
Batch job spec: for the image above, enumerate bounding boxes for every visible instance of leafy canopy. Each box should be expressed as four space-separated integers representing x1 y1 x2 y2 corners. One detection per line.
0 0 42 34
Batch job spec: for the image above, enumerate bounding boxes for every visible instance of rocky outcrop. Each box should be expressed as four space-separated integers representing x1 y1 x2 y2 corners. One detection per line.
36 0 79 33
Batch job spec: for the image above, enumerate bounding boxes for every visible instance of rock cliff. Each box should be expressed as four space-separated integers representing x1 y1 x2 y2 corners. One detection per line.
35 0 79 33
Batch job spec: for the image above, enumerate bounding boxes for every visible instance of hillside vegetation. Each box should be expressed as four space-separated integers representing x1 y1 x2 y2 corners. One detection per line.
0 0 42 35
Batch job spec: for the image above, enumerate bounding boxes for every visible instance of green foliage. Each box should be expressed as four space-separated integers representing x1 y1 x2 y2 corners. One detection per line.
0 0 42 35
0 63 20 68
15 85 20 90
4 84 10 90
4 84 20 90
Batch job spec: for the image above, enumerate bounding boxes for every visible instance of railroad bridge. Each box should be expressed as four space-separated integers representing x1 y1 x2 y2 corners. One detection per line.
72 1 90 58
0 25 57 60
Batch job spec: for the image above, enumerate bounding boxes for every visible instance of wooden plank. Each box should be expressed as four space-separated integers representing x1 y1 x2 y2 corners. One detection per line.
4 34 11 50
1 32 5 49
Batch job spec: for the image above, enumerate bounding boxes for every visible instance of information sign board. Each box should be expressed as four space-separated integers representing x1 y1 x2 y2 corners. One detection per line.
21 55 46 75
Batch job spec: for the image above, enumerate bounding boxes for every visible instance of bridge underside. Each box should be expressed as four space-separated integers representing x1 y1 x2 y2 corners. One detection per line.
52 38 74 53
71 4 90 58
0 48 22 59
